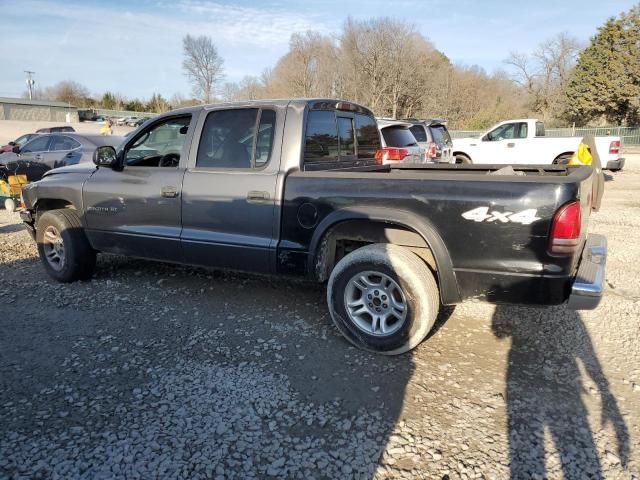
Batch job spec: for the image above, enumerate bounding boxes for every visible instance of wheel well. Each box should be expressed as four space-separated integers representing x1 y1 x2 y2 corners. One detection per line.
452 151 471 162
35 199 75 221
553 152 574 163
313 220 436 282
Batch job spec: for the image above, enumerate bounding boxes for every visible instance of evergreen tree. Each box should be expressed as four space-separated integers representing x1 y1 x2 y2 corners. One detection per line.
565 5 640 125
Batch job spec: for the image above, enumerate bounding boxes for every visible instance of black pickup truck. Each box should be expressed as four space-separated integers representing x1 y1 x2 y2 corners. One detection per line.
20 99 606 355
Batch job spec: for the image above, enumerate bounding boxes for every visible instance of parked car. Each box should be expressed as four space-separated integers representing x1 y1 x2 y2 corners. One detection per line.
2 133 123 181
35 126 76 134
452 119 625 170
125 117 141 126
132 117 146 127
403 119 454 163
0 133 41 153
116 116 139 126
21 98 606 355
376 119 426 164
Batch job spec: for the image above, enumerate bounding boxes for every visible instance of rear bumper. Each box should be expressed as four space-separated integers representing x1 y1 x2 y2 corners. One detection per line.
605 157 625 171
567 234 606 310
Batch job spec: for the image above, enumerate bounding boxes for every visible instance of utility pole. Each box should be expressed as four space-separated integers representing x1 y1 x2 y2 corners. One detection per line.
24 71 35 100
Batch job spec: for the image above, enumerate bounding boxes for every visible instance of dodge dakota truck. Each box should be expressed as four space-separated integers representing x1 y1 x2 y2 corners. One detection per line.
453 118 625 170
20 99 607 355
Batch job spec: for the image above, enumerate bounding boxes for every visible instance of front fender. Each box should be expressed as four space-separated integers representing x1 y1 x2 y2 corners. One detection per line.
308 206 461 304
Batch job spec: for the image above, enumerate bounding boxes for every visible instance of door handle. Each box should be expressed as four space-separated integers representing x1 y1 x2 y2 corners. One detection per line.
35 154 42 160
507 142 515 148
247 191 270 203
161 186 179 198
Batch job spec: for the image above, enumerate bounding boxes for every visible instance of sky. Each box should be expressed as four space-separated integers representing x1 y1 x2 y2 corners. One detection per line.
0 0 636 100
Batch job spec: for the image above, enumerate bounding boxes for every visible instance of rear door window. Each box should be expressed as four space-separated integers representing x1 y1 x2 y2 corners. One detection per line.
50 135 81 151
535 121 545 137
196 108 276 169
381 126 417 147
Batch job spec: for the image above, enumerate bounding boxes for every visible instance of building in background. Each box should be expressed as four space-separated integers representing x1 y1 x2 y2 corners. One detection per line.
0 97 78 122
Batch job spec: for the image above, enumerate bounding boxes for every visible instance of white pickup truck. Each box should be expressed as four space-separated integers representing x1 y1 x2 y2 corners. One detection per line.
453 119 625 170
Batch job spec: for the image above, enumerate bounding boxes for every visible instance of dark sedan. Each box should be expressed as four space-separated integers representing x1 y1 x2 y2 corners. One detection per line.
1 133 124 181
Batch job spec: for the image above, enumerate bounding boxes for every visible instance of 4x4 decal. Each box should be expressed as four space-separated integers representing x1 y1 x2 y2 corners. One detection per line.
462 207 540 225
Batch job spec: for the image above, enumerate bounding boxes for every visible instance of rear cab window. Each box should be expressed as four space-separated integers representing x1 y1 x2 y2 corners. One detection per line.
303 108 381 171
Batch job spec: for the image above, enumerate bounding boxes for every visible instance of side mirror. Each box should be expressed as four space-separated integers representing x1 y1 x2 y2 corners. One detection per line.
93 146 118 168
8 141 16 146
12 145 20 153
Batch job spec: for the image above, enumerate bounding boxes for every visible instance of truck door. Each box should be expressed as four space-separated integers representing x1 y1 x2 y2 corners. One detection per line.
82 114 195 262
480 122 519 164
180 106 282 273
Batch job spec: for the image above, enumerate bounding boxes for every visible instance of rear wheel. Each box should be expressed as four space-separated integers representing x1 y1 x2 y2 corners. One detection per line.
327 243 440 355
455 154 472 164
4 198 16 212
36 209 96 282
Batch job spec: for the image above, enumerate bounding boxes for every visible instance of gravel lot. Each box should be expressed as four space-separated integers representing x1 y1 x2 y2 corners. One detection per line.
1 158 639 479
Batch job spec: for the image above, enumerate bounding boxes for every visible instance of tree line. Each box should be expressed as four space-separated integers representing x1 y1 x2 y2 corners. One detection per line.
24 5 639 128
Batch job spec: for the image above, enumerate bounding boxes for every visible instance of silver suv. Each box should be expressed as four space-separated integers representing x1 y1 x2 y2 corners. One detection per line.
403 119 454 163
376 119 426 165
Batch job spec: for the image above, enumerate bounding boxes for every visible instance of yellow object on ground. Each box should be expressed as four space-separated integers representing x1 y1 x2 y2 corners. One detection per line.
569 142 593 166
1 175 28 197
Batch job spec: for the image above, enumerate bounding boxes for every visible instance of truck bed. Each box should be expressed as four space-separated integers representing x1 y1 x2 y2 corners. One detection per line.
279 164 595 305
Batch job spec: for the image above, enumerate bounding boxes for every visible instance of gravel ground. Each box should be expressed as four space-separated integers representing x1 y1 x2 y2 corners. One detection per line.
1 158 639 479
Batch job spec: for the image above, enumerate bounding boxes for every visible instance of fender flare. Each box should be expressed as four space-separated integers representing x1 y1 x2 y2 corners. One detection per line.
308 206 461 305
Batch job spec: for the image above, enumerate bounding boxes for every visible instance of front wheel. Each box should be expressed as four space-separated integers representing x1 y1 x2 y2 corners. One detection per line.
327 244 440 355
36 209 96 282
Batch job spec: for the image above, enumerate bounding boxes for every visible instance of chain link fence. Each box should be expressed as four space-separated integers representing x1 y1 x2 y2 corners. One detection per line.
450 126 640 145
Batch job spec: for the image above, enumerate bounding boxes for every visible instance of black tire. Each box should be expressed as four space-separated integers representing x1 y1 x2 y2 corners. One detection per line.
327 243 440 355
455 154 471 164
36 209 96 282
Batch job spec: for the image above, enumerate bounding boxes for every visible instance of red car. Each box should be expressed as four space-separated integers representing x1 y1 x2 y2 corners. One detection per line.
0 133 41 153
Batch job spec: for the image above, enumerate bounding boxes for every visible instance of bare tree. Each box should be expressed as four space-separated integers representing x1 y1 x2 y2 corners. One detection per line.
505 32 580 123
182 35 224 103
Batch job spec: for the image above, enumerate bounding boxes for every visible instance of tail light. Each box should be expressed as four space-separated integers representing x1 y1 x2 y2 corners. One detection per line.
375 147 409 163
548 201 582 255
425 142 437 161
609 140 620 155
